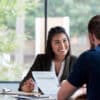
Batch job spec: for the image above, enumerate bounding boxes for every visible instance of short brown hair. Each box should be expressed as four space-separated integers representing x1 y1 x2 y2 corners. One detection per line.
88 15 100 39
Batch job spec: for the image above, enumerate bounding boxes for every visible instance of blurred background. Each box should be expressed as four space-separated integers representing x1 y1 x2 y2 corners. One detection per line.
0 0 100 82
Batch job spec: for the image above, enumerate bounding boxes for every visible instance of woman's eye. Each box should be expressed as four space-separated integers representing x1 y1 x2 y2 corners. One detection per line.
63 39 67 42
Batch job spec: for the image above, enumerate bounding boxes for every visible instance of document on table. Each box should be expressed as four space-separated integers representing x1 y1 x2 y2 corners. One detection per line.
0 90 40 97
32 71 59 95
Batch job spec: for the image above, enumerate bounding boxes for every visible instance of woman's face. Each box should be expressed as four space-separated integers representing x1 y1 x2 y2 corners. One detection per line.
51 33 69 59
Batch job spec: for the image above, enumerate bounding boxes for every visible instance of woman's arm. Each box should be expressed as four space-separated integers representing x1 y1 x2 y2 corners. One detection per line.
18 54 47 92
18 67 34 92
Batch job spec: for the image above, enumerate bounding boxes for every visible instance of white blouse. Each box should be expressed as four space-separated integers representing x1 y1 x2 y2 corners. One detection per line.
51 60 65 83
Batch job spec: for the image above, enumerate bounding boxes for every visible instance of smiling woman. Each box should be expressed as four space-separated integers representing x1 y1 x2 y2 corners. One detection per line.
18 26 77 93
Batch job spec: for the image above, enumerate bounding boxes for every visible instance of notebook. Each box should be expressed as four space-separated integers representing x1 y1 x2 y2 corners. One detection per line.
32 71 59 95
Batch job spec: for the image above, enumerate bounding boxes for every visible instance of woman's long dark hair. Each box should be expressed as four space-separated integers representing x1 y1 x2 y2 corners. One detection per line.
46 26 71 60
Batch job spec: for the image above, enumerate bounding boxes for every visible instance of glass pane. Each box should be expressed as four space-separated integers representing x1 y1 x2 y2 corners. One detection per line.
0 0 45 81
47 0 100 56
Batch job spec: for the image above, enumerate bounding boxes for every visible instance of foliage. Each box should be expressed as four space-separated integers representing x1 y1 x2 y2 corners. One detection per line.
0 63 24 81
0 0 16 27
0 0 100 37
47 0 100 36
0 30 17 53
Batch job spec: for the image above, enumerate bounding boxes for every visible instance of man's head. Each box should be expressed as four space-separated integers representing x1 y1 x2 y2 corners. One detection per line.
88 15 100 48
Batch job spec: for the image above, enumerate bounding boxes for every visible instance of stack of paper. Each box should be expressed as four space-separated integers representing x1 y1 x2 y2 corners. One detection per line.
0 90 40 97
32 71 59 96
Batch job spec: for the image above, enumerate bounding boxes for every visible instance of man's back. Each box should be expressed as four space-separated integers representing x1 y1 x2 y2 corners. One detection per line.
68 45 100 100
86 45 100 99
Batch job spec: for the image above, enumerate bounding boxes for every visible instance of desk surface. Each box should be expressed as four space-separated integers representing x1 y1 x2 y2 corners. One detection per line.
0 90 56 100
0 94 56 100
0 94 16 100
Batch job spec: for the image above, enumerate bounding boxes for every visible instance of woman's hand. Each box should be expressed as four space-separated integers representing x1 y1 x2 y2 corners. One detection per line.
21 78 35 92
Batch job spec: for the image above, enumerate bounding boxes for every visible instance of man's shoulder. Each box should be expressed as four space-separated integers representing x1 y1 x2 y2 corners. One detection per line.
80 48 98 57
78 49 91 57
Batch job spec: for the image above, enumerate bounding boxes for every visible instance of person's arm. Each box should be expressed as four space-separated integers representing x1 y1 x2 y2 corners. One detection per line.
18 54 45 92
57 80 77 100
18 55 39 92
21 78 35 92
18 68 35 92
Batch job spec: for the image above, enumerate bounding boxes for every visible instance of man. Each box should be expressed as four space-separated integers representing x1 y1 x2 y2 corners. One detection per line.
57 15 100 100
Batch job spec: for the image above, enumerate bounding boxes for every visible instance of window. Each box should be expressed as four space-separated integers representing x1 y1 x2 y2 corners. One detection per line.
0 0 100 81
0 0 45 81
47 0 100 56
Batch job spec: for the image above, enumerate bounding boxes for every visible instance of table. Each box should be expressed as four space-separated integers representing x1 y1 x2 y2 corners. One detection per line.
0 94 16 100
0 90 56 100
0 94 56 100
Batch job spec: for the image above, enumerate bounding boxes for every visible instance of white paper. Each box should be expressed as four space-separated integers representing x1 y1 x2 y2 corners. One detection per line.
32 71 59 95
